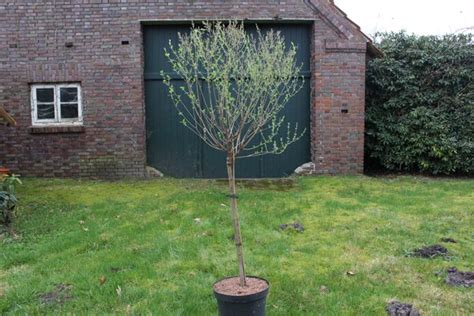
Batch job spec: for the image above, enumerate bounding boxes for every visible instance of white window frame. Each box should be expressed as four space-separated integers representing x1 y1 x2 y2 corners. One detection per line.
31 83 83 126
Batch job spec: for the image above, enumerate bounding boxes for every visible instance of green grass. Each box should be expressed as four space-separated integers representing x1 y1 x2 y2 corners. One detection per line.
1 176 473 315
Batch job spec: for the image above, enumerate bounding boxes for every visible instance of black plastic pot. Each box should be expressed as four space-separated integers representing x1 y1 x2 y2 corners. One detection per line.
213 276 269 316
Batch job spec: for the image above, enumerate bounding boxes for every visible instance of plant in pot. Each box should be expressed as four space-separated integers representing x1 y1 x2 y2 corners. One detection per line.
162 21 304 315
0 167 9 175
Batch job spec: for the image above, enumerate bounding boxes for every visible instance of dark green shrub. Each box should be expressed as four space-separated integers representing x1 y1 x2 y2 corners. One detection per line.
366 32 473 175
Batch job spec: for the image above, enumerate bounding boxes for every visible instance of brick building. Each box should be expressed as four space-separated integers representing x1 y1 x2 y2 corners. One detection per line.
0 0 380 178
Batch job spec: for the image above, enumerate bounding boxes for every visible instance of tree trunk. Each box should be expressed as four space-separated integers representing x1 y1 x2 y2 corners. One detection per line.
226 151 247 287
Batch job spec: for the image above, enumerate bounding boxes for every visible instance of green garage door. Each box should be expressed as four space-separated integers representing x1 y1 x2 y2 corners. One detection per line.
144 23 311 178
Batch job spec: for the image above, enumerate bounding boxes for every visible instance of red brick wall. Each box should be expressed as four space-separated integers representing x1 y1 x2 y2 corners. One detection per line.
0 0 368 178
312 39 367 174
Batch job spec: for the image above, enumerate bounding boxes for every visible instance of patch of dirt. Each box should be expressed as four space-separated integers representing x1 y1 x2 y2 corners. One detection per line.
386 301 420 316
280 222 304 233
408 244 448 258
39 283 73 305
440 237 457 243
214 277 268 296
0 281 8 298
446 268 474 287
216 179 296 191
0 226 20 240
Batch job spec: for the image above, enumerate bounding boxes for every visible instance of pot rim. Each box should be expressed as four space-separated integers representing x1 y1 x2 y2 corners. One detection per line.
213 276 269 302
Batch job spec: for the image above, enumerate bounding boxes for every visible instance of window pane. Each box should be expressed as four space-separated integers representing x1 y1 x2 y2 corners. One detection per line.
60 87 78 102
36 88 54 102
60 103 78 119
37 103 55 120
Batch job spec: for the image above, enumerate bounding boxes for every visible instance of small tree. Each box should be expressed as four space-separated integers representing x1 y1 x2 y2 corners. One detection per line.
163 21 304 286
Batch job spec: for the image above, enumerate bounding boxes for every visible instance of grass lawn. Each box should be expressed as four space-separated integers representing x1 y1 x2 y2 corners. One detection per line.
0 176 473 315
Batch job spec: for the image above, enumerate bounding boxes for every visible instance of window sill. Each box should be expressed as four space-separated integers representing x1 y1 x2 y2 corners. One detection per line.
28 125 85 134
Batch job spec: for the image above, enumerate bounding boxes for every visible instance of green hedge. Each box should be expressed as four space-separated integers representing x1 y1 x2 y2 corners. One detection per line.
365 32 473 175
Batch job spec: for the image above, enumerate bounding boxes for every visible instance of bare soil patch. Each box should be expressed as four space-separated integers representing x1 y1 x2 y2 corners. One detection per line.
446 268 474 287
386 301 420 316
214 277 268 296
408 244 448 258
280 221 304 233
440 237 457 243
39 283 73 305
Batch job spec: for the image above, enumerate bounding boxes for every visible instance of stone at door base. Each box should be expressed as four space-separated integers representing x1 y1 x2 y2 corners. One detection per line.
146 166 164 178
294 162 316 176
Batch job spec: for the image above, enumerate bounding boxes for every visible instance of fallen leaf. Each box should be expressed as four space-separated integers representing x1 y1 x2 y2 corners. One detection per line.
346 271 356 276
79 220 85 225
319 285 329 293
99 276 107 285
194 218 201 223
82 227 89 232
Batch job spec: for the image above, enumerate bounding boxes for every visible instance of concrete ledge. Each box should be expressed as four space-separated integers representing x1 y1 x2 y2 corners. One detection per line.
325 39 366 54
28 126 85 134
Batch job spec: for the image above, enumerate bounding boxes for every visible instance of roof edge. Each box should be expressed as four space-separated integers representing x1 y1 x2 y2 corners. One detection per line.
304 0 383 57
303 0 347 39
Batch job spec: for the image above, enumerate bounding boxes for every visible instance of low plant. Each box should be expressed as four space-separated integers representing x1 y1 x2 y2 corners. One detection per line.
0 174 21 227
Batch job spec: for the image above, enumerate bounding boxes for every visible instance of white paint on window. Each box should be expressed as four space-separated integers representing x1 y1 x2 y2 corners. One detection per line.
31 83 83 126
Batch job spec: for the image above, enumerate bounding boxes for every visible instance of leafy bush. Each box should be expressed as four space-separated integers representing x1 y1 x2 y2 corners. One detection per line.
0 174 21 226
366 32 473 175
